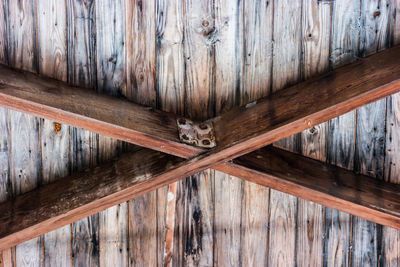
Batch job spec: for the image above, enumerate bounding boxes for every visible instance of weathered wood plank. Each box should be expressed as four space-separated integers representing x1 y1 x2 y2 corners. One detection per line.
240 0 272 265
182 1 215 265
324 1 360 265
297 1 331 265
67 1 99 266
213 0 242 266
95 1 128 266
352 2 390 266
8 1 42 265
0 0 8 65
155 0 186 264
125 1 161 266
37 1 71 266
383 2 400 265
216 146 400 230
269 1 302 265
125 0 156 106
7 0 37 72
0 148 187 251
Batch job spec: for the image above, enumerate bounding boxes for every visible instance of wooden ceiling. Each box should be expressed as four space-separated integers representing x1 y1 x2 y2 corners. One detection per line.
1 46 400 249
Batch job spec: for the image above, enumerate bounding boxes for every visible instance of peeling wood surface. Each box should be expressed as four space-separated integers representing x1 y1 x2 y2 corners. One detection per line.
1 1 400 266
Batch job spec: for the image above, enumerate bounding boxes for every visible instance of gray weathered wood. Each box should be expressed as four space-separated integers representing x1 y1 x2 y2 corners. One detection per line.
324 1 360 265
67 1 99 266
383 2 400 265
269 1 301 266
95 1 128 266
240 1 272 265
213 1 242 266
8 1 42 265
37 1 71 266
297 0 331 265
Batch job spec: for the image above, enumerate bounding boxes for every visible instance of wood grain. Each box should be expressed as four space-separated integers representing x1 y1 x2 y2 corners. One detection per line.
37 1 71 266
125 0 156 106
352 2 390 266
0 0 8 65
216 146 400 230
0 64 203 159
95 1 128 266
7 0 37 72
240 1 272 265
67 1 99 265
383 2 400 265
269 2 302 265
155 0 186 264
297 1 331 265
213 1 243 266
0 148 187 251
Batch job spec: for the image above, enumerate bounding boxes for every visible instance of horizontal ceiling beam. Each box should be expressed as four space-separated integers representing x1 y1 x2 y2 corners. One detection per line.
216 146 400 230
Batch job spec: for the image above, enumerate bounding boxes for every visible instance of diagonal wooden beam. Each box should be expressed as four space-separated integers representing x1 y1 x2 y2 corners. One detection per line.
0 148 186 250
0 65 203 158
1 46 400 161
215 146 400 230
1 46 400 249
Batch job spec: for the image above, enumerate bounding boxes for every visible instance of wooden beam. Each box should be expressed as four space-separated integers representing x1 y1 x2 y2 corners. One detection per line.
216 146 400 230
0 65 203 158
1 46 400 161
0 148 187 250
1 46 400 250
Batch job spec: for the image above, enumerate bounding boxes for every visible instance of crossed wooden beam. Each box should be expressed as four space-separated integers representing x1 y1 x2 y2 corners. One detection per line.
1 47 400 250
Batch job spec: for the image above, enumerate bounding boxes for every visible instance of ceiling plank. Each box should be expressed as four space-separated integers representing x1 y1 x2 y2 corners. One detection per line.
215 146 400 230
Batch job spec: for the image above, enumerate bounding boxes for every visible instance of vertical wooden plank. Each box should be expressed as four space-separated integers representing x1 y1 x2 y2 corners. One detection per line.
0 3 13 264
67 1 99 266
37 1 71 266
269 1 301 266
182 1 215 266
352 2 390 266
384 85 400 267
125 1 160 266
325 2 360 267
212 0 242 266
0 0 8 65
184 0 215 121
7 0 37 72
383 2 400 266
10 111 42 267
239 1 272 266
297 1 331 266
95 1 128 266
155 0 185 265
241 0 273 104
8 1 42 266
126 0 156 106
96 0 126 97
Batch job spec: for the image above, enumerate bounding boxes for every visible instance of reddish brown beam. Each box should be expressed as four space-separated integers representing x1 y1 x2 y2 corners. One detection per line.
0 148 187 250
1 46 400 249
0 65 203 159
216 146 400 230
1 46 400 161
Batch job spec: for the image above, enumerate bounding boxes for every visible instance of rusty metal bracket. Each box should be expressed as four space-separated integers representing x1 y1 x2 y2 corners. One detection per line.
176 118 216 148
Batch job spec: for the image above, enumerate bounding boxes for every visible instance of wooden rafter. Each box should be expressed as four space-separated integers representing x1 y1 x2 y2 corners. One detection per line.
1 46 400 249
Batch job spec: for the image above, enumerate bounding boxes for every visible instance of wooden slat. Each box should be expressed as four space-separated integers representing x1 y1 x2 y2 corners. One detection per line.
0 64 202 159
216 146 400 230
0 148 186 251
